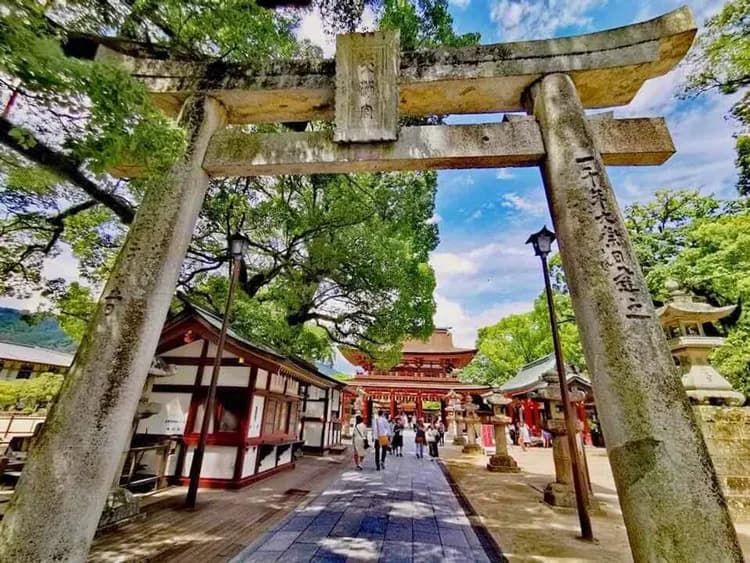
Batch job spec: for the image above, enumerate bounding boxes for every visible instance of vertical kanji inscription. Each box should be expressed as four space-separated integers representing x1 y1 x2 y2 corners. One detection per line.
334 31 400 143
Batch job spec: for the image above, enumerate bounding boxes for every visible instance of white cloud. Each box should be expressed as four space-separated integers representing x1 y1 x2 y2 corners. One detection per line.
489 0 605 41
426 213 442 225
430 252 478 276
435 294 532 347
496 169 516 180
469 209 483 221
500 192 547 215
449 0 472 8
295 9 336 57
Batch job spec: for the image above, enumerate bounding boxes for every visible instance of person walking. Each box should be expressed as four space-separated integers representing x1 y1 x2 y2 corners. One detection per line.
426 424 440 460
391 420 404 456
415 422 426 459
437 420 446 446
372 410 390 470
352 415 368 470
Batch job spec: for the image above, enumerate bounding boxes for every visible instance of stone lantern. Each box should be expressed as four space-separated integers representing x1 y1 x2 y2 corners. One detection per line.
446 389 466 446
537 367 590 507
656 280 744 406
462 401 483 454
482 390 519 472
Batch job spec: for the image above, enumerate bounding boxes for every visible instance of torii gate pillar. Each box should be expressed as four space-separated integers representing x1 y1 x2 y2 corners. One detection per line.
528 73 742 561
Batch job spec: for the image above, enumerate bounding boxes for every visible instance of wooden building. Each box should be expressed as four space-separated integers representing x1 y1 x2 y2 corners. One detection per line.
342 328 488 423
0 341 73 380
133 304 345 490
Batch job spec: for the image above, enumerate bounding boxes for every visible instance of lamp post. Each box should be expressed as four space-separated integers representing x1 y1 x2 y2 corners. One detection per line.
185 233 249 508
526 226 593 540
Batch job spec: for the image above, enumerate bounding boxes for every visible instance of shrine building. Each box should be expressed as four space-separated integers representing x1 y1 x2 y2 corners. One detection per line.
341 329 489 423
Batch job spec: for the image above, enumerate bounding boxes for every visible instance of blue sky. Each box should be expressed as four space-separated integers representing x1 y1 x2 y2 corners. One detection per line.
1 0 741 374
425 0 740 348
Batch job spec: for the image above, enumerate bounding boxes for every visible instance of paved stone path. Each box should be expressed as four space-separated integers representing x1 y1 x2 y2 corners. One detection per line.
231 432 495 562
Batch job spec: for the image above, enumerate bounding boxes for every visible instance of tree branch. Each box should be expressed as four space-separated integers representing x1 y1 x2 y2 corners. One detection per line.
0 116 136 224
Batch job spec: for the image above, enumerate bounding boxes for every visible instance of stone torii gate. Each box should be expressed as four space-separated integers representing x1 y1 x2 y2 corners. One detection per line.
0 7 742 562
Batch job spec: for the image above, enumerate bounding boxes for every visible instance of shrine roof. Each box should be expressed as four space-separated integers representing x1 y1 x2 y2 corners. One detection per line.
0 340 74 368
166 303 344 389
500 354 590 395
94 7 696 124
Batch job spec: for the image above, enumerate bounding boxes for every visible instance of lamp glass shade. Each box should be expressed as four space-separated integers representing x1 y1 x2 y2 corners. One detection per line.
229 233 249 259
526 226 556 256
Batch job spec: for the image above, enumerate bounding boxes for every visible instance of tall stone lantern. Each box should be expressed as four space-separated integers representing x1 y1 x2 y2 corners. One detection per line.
656 280 744 406
482 390 519 472
462 401 483 454
538 368 591 507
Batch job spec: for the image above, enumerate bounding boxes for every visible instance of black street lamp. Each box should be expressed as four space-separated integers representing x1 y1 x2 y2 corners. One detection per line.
185 233 249 508
526 226 594 541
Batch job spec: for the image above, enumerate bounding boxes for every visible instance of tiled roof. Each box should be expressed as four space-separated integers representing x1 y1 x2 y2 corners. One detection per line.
0 341 74 367
499 354 590 395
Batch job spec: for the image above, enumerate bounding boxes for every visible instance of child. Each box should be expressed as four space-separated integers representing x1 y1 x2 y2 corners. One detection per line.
415 422 426 459
426 424 439 459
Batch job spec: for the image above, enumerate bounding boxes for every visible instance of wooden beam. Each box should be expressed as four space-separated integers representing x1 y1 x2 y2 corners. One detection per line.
110 116 674 178
96 7 695 124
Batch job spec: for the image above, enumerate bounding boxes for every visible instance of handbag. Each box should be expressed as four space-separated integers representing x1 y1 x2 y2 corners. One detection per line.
378 435 390 447
356 427 370 450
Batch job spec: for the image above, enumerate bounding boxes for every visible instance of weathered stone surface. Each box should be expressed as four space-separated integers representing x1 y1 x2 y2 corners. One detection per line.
0 97 227 562
529 72 742 561
694 405 750 518
109 117 674 177
487 454 520 473
334 31 399 143
97 7 695 124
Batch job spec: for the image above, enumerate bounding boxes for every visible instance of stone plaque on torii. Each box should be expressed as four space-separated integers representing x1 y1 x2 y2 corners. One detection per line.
1 7 743 562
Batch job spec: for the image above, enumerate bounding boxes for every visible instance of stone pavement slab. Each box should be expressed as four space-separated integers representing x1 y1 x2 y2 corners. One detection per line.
231 431 498 563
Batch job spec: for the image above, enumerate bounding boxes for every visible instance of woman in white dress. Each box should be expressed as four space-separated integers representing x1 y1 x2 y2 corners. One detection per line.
352 415 368 470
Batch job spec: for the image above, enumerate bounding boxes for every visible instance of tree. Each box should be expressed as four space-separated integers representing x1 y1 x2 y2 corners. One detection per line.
686 0 750 195
0 0 473 362
0 373 64 412
463 292 583 386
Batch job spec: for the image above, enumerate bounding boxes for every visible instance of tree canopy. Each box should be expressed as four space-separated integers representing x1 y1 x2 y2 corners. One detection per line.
0 0 475 364
465 188 750 394
687 0 750 195
459 292 584 387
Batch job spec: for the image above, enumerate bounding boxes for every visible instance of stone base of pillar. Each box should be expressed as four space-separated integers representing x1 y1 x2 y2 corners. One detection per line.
486 454 520 472
453 436 466 446
461 443 483 455
543 482 577 508
97 487 143 530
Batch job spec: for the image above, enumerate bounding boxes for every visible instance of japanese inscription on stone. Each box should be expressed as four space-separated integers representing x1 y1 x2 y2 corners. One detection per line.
576 155 650 319
334 31 400 143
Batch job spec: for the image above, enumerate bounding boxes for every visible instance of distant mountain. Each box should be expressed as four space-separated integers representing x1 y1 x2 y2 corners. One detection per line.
0 307 76 352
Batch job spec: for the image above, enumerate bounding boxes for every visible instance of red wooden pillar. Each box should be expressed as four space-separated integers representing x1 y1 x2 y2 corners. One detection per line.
362 394 369 424
389 390 396 419
416 391 423 420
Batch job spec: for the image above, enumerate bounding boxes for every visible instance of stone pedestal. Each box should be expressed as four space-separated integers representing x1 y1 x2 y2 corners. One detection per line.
529 72 742 560
694 406 750 517
462 411 482 454
98 488 143 530
487 415 519 472
453 415 466 446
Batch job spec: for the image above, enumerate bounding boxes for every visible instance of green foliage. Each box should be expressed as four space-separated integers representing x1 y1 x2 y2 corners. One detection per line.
0 373 64 412
464 292 583 386
0 307 75 351
188 170 439 362
624 190 730 300
686 0 750 194
379 0 480 51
